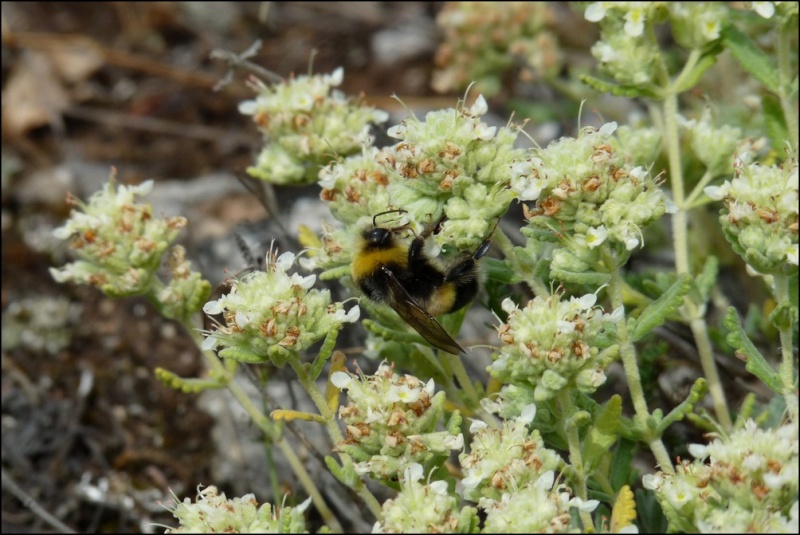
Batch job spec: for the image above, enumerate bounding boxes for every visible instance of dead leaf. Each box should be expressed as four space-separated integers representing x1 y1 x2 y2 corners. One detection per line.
2 50 70 139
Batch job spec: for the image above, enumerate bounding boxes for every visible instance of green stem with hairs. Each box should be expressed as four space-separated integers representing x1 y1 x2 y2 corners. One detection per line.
773 274 797 394
608 268 675 474
289 360 384 519
776 19 799 150
184 326 345 532
443 352 501 429
660 78 732 431
494 226 548 298
557 390 594 531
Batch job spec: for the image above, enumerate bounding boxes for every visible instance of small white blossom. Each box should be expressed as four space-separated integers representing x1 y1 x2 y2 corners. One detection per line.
753 1 776 18
331 371 352 389
586 225 608 248
623 7 646 37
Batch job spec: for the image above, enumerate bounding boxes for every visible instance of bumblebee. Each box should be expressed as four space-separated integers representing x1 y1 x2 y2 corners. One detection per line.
351 210 493 354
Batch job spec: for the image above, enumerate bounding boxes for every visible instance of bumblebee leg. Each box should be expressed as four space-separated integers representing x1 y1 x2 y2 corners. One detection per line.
417 214 448 239
444 237 491 280
472 237 492 261
407 235 427 265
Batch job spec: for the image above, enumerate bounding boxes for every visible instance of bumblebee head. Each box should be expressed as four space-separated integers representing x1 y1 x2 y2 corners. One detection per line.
361 209 411 250
362 226 394 248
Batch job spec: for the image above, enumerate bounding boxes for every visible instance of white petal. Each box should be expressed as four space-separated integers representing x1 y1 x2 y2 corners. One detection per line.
469 419 488 433
201 335 219 351
238 100 258 115
276 251 296 271
430 480 448 494
599 121 618 137
329 67 344 86
703 185 726 200
519 404 537 424
501 297 518 314
641 473 662 490
404 463 423 482
344 305 361 322
203 300 224 315
387 124 406 139
330 371 352 389
469 94 488 116
688 443 708 459
584 3 607 22
535 470 555 490
570 497 600 512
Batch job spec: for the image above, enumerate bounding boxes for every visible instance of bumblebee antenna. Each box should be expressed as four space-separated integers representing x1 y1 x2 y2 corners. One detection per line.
373 209 407 228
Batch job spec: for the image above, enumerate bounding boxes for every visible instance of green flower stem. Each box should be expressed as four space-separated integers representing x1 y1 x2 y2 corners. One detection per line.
491 225 515 260
773 273 796 393
647 437 675 474
689 318 733 429
556 390 594 530
777 19 799 150
684 169 715 208
290 361 343 438
494 228 548 298
608 268 675 474
186 327 344 532
444 352 479 406
662 93 689 274
670 49 702 95
662 87 732 430
263 443 283 513
442 352 501 429
289 360 384 519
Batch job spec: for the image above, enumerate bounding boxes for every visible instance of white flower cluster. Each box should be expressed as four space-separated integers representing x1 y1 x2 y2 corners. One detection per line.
332 364 463 481
705 153 798 272
490 291 623 401
372 463 479 533
165 485 311 533
202 249 359 362
239 67 388 185
50 178 193 300
644 397 799 533
459 405 561 502
517 122 669 268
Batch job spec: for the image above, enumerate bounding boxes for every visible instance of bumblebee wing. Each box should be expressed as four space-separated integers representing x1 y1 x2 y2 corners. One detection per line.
380 266 465 355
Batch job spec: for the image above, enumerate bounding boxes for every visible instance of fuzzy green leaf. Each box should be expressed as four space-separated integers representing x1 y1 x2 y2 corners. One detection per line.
550 266 611 286
630 274 693 342
610 439 636 490
584 395 622 473
218 346 269 364
768 302 797 331
762 95 790 152
694 256 719 302
724 307 783 393
721 24 780 93
672 46 721 93
657 378 708 434
324 455 359 488
580 74 660 98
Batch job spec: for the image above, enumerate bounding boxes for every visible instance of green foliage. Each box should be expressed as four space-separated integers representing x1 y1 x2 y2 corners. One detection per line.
580 74 660 98
629 273 693 342
584 395 622 472
721 24 780 93
724 307 783 393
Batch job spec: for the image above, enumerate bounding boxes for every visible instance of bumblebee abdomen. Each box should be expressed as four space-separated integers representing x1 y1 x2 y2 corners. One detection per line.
424 283 457 316
447 275 479 312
